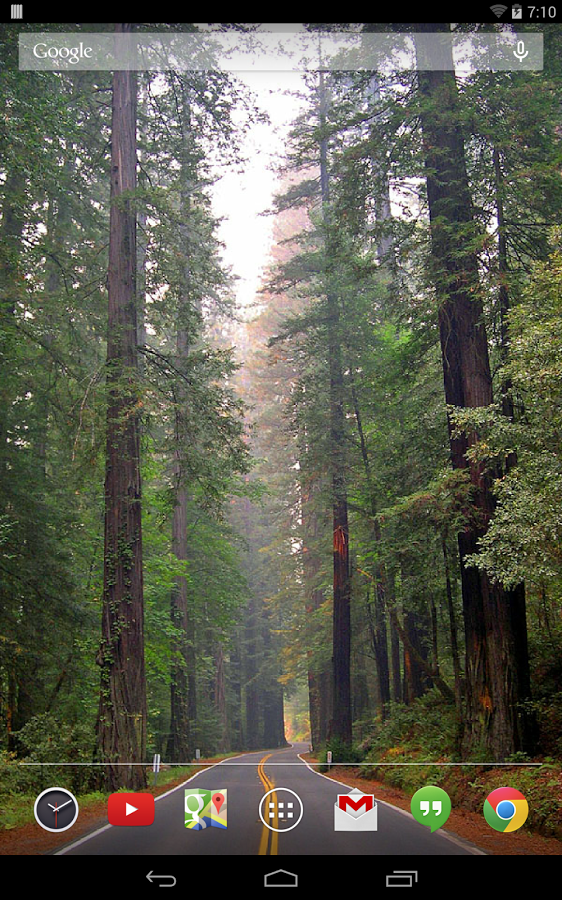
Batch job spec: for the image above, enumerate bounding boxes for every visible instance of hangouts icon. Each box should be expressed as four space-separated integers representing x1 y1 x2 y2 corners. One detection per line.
411 786 452 833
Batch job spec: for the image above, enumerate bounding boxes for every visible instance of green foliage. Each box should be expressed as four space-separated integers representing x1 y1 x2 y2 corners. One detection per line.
0 26 257 782
4 714 97 795
2 24 562 833
450 235 562 591
317 739 363 771
361 690 460 768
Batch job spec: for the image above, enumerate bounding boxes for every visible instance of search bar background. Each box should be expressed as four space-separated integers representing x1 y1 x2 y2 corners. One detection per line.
18 32 544 72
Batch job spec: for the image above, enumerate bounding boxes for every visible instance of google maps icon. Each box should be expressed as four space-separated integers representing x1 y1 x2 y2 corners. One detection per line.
483 787 529 832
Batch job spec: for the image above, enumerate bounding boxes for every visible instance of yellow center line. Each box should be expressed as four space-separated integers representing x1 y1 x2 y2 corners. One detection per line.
271 798 278 856
257 745 298 855
257 753 278 855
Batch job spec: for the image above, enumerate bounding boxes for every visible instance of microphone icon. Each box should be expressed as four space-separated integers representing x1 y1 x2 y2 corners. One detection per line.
513 40 529 61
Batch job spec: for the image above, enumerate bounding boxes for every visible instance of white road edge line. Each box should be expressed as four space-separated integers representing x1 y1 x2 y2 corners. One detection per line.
55 742 485 857
296 750 487 856
54 749 253 855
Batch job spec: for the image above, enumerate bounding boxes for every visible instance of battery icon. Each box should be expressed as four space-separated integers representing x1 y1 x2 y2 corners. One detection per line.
512 3 523 17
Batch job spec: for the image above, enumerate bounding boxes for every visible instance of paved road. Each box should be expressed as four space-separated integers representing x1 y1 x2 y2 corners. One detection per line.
58 742 483 856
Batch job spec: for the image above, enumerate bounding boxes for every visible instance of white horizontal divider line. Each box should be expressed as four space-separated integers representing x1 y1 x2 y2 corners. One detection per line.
18 761 543 766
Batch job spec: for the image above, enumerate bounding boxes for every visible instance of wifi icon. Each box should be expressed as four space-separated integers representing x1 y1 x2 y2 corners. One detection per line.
490 3 508 15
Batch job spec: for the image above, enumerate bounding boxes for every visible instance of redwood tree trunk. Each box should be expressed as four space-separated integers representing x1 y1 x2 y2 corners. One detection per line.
168 472 195 762
244 593 261 750
415 25 533 757
402 607 433 704
301 460 330 749
214 644 229 752
349 369 390 719
97 25 147 790
168 84 197 762
318 73 352 751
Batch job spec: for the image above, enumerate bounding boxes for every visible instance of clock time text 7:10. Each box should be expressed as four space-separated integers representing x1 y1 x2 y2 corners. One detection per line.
527 6 557 17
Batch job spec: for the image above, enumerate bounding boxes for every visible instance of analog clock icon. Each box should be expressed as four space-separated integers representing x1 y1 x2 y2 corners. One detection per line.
34 787 79 833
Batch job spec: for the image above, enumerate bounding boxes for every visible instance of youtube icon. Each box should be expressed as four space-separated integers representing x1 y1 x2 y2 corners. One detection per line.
108 793 155 826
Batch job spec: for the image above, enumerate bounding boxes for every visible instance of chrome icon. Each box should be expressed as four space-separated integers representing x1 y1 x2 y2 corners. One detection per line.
483 787 529 832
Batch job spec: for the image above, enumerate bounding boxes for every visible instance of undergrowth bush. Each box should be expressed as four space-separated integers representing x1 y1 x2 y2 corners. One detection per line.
1 713 98 796
363 690 458 756
316 738 363 771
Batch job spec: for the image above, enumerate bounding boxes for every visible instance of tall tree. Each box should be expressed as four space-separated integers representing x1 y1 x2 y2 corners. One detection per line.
167 79 197 764
318 73 352 751
97 24 147 791
414 24 533 757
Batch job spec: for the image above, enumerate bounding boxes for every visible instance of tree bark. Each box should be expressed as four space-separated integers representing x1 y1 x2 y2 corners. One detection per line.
414 24 533 757
229 636 244 751
493 144 519 473
442 536 462 708
167 83 198 763
97 24 147 790
318 73 353 752
402 607 433 704
168 470 196 761
244 593 261 750
349 369 391 719
214 644 229 752
301 454 330 748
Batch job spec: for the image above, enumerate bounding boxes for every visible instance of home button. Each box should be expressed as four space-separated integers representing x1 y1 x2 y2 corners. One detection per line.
264 869 298 888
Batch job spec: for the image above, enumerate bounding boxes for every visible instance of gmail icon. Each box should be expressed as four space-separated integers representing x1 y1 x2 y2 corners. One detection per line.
334 788 378 831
